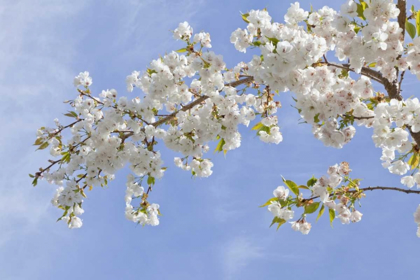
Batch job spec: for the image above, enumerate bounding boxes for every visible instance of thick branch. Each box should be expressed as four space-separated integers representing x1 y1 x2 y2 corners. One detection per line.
322 61 402 100
398 0 406 41
323 62 384 84
394 0 420 144
325 57 420 145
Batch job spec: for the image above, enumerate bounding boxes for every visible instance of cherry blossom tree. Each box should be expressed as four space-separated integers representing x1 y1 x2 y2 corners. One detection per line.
31 0 420 237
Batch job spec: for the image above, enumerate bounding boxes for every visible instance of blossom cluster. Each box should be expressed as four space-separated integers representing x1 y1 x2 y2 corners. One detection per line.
231 6 382 149
265 162 363 235
230 3 420 200
33 21 284 229
124 174 160 226
33 1 420 237
373 99 420 177
51 181 85 229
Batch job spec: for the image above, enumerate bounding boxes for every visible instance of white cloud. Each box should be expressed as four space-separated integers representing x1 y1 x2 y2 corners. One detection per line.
223 236 263 280
0 0 208 252
108 0 207 59
0 0 90 248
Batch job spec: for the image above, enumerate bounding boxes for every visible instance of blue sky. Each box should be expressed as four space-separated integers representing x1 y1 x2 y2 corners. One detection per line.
1 0 420 279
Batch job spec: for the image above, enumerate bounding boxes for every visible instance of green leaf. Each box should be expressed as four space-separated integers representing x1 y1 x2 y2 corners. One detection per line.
37 142 49 150
329 208 335 227
368 62 377 68
406 20 416 39
314 113 320 123
269 216 286 230
64 111 78 118
316 204 325 222
305 21 312 32
276 218 286 231
214 138 226 153
34 138 44 145
241 12 250 23
340 69 349 78
29 174 35 178
265 36 279 45
307 176 317 187
32 177 38 187
282 177 299 196
147 68 157 76
147 176 155 186
298 185 309 190
251 122 264 131
279 199 288 208
61 152 71 163
57 207 70 222
416 11 420 37
269 216 280 227
356 2 366 20
304 202 320 214
259 126 270 134
408 153 420 170
251 122 271 136
259 197 278 208
176 48 187 53
202 60 211 69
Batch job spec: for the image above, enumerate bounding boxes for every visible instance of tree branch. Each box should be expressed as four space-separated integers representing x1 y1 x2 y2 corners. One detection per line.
151 76 254 127
124 76 254 138
35 159 61 178
322 62 383 84
77 89 104 105
324 47 420 145
398 0 407 41
355 185 420 194
342 114 374 120
302 185 420 203
393 1 420 144
51 119 82 136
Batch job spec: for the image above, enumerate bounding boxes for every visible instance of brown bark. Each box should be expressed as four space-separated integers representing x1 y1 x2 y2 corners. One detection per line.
398 0 407 40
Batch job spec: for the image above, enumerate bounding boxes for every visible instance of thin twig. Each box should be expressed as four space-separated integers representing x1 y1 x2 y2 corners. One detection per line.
399 70 406 94
302 185 420 203
77 89 105 105
76 173 87 183
36 159 61 178
342 114 374 120
51 119 82 136
123 76 254 138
